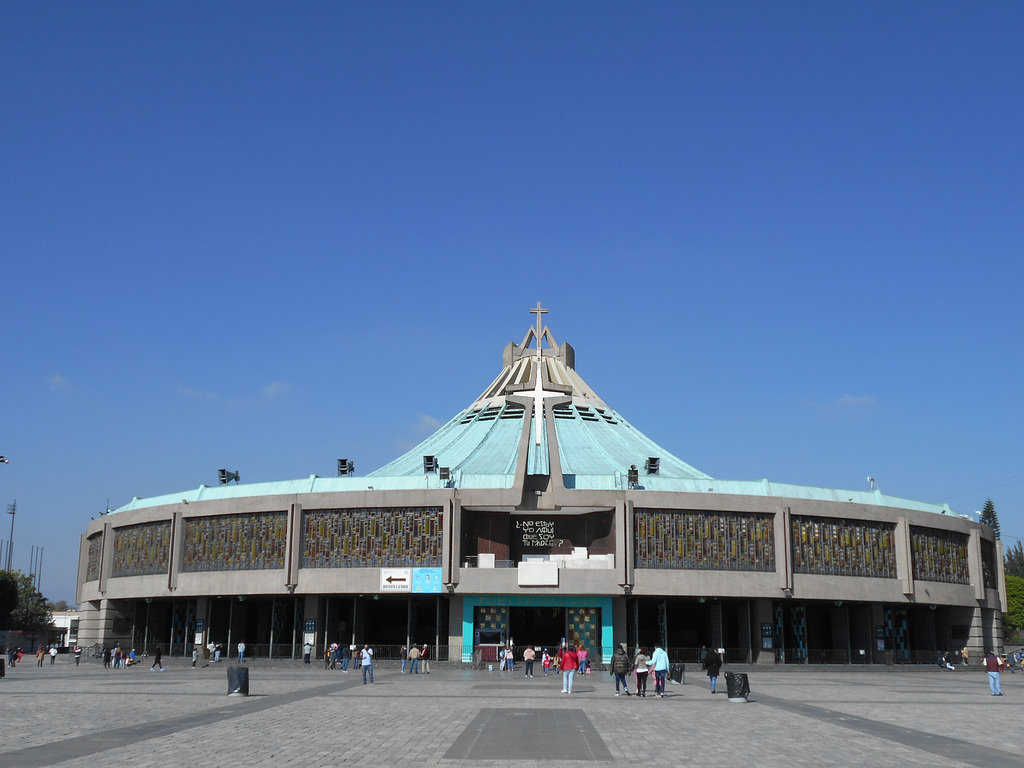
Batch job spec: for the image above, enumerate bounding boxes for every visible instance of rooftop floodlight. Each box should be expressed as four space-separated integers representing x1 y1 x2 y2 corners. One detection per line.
423 455 438 473
338 459 354 476
627 465 639 488
439 466 451 481
645 457 660 474
218 469 240 485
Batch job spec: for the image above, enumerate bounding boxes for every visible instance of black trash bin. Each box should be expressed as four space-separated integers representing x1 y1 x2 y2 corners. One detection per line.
725 672 749 701
227 665 249 696
1 658 5 678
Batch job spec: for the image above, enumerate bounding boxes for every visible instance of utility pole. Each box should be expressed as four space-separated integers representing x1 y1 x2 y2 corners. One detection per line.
29 545 44 590
5 500 15 572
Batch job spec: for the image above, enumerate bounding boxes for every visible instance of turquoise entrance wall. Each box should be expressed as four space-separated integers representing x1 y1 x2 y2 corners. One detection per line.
461 594 614 663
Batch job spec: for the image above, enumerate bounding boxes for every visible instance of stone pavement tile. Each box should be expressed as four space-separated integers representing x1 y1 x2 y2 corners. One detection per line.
4 663 1021 768
741 670 1019 754
0 660 323 752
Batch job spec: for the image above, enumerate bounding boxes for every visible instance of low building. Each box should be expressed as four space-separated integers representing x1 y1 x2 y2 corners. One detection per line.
50 609 82 650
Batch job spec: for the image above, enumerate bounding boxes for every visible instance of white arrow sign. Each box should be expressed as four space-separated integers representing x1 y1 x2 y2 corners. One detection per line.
380 568 412 591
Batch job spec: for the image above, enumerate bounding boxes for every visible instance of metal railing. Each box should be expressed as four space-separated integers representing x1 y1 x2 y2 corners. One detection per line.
82 641 967 666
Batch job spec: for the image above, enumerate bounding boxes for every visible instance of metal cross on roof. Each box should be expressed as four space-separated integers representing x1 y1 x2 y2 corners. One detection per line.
529 301 547 358
524 302 565 445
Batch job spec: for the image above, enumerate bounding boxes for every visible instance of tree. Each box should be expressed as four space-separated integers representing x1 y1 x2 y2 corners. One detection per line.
1004 575 1024 646
0 571 19 630
1006 541 1024 579
46 599 71 612
6 571 53 633
979 498 1000 539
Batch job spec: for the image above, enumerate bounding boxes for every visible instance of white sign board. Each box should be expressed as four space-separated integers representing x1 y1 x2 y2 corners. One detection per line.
380 568 412 592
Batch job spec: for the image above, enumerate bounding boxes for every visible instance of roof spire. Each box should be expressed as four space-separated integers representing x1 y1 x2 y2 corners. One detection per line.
530 301 548 358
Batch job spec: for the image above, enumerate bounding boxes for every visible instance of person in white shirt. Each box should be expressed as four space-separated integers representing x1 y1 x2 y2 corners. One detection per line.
360 644 374 684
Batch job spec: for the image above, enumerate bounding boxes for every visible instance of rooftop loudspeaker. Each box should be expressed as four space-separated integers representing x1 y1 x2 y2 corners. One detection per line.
218 469 240 485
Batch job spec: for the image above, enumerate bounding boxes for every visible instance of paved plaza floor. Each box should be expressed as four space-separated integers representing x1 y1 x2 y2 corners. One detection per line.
1 657 1019 767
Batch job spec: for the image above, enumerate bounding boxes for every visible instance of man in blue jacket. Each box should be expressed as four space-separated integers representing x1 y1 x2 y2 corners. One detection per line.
650 643 670 697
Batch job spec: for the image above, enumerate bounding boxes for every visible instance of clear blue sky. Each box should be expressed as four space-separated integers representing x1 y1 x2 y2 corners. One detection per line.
2 2 1022 603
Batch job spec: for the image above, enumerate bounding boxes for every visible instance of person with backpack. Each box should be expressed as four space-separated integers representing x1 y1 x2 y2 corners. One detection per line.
610 643 631 696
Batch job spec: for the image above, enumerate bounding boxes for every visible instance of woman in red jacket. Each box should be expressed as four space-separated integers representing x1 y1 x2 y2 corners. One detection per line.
560 644 579 694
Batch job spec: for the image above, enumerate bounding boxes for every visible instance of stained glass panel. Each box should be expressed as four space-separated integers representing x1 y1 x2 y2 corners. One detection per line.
111 521 171 577
791 516 896 578
86 534 102 582
301 507 442 568
633 509 774 571
910 526 970 585
182 512 287 572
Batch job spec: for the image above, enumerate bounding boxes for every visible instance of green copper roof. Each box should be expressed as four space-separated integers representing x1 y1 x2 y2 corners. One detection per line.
109 311 960 519
368 321 711 486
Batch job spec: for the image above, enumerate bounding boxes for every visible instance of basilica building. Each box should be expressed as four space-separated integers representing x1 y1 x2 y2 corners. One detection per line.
77 307 1005 665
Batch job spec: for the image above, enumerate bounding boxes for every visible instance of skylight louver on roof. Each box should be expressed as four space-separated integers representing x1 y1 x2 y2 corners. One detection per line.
478 407 501 422
499 405 525 419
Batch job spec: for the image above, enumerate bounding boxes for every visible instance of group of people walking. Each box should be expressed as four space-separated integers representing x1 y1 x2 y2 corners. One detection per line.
5 644 82 668
609 642 678 697
497 644 593 678
481 641 721 698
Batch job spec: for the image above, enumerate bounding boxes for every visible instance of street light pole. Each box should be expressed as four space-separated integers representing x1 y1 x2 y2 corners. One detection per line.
1 456 11 572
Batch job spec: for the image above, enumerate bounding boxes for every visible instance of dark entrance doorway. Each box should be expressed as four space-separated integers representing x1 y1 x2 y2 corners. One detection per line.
510 606 564 650
360 597 408 645
666 600 713 649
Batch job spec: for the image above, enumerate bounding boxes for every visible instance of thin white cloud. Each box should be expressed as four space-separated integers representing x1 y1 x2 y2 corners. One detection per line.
262 381 290 398
177 381 291 403
177 383 220 400
414 414 443 434
393 414 444 454
836 394 876 407
48 374 71 392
